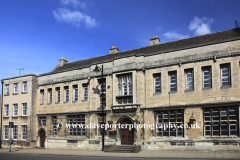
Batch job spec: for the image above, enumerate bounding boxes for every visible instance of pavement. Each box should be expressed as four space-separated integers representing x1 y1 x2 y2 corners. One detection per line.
0 148 240 159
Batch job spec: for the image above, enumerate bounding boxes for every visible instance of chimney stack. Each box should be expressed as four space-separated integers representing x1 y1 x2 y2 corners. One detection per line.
150 36 160 46
109 45 119 54
59 57 68 66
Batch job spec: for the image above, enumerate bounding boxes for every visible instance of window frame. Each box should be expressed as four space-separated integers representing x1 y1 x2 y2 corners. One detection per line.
220 63 231 87
169 71 177 92
64 86 69 102
56 87 60 103
23 81 27 92
22 103 27 116
14 83 18 93
83 84 88 100
203 107 238 137
184 68 194 91
21 125 27 140
13 125 18 140
202 66 212 89
153 73 161 93
5 105 9 117
68 116 85 136
156 110 184 137
13 104 18 116
5 84 9 95
4 126 9 140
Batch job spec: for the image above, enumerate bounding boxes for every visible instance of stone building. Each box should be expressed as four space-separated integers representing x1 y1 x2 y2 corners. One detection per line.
1 28 240 150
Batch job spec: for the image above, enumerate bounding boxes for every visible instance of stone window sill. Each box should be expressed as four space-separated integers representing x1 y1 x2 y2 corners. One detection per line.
153 92 161 96
64 101 69 104
3 116 9 119
4 94 9 96
82 100 88 102
12 116 18 118
55 102 60 104
12 93 18 95
21 91 28 94
72 100 78 103
220 85 231 89
202 87 212 91
21 116 28 118
169 91 177 94
47 103 52 105
184 89 194 93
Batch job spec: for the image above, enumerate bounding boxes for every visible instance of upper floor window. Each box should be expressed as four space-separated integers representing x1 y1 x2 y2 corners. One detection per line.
73 85 78 101
221 64 231 87
23 81 27 92
22 103 27 116
185 69 193 90
154 74 161 93
202 66 211 88
118 75 132 96
13 104 18 116
64 86 69 102
169 71 177 92
203 107 238 137
56 87 60 103
5 105 9 117
5 84 9 95
48 89 52 103
40 90 44 104
83 84 88 100
14 83 18 93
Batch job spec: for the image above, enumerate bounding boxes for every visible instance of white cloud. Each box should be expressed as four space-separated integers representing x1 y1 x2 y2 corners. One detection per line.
163 31 189 40
61 0 86 9
188 16 213 36
53 8 98 28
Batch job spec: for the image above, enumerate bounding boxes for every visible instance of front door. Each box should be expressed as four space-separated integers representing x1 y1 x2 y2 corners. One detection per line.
40 130 45 147
121 119 134 145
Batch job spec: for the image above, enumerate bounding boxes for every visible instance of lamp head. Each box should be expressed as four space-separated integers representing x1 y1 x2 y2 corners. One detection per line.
93 65 101 73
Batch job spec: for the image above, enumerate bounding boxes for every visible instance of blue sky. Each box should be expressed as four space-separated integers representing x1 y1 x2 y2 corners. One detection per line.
0 0 239 90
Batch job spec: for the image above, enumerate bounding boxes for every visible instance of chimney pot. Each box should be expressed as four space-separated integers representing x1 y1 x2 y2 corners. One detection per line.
109 45 119 54
59 57 68 66
150 36 160 46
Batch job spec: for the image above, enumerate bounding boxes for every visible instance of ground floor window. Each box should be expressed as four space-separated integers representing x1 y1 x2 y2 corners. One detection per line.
203 106 238 137
13 125 18 140
22 125 27 140
68 116 85 136
4 126 9 140
156 110 184 137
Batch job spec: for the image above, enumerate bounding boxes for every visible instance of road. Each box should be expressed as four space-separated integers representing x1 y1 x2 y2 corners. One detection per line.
0 153 230 160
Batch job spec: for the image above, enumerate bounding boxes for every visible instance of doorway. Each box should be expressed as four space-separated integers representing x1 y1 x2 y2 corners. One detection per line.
40 130 45 147
121 118 134 145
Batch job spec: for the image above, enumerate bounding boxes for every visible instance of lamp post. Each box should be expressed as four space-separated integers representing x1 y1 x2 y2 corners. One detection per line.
93 64 104 151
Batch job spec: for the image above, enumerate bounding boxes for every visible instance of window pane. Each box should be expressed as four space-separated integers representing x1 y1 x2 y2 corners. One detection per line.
186 71 193 90
203 69 210 88
163 114 169 122
221 109 227 120
229 108 237 120
212 109 219 121
229 124 237 136
170 112 175 122
157 114 162 123
213 123 220 136
205 125 211 136
222 67 229 86
204 110 211 121
177 112 183 122
170 73 176 91
155 75 161 93
221 123 228 135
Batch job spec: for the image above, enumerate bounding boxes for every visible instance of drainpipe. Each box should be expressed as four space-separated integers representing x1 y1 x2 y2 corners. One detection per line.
0 81 3 149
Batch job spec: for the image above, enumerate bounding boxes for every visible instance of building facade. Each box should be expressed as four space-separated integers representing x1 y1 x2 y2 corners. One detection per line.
1 28 240 150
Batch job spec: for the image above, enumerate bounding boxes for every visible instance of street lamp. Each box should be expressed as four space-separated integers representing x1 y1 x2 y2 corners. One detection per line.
93 64 104 151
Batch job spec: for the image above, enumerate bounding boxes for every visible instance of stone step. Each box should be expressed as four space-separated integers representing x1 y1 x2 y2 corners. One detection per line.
104 145 141 153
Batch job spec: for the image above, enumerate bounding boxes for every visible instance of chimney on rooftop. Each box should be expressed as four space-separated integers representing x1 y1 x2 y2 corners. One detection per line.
109 45 119 54
150 36 160 46
59 57 68 66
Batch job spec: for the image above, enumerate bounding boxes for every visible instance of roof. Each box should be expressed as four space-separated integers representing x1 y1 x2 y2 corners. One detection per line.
40 28 240 76
1 74 37 81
